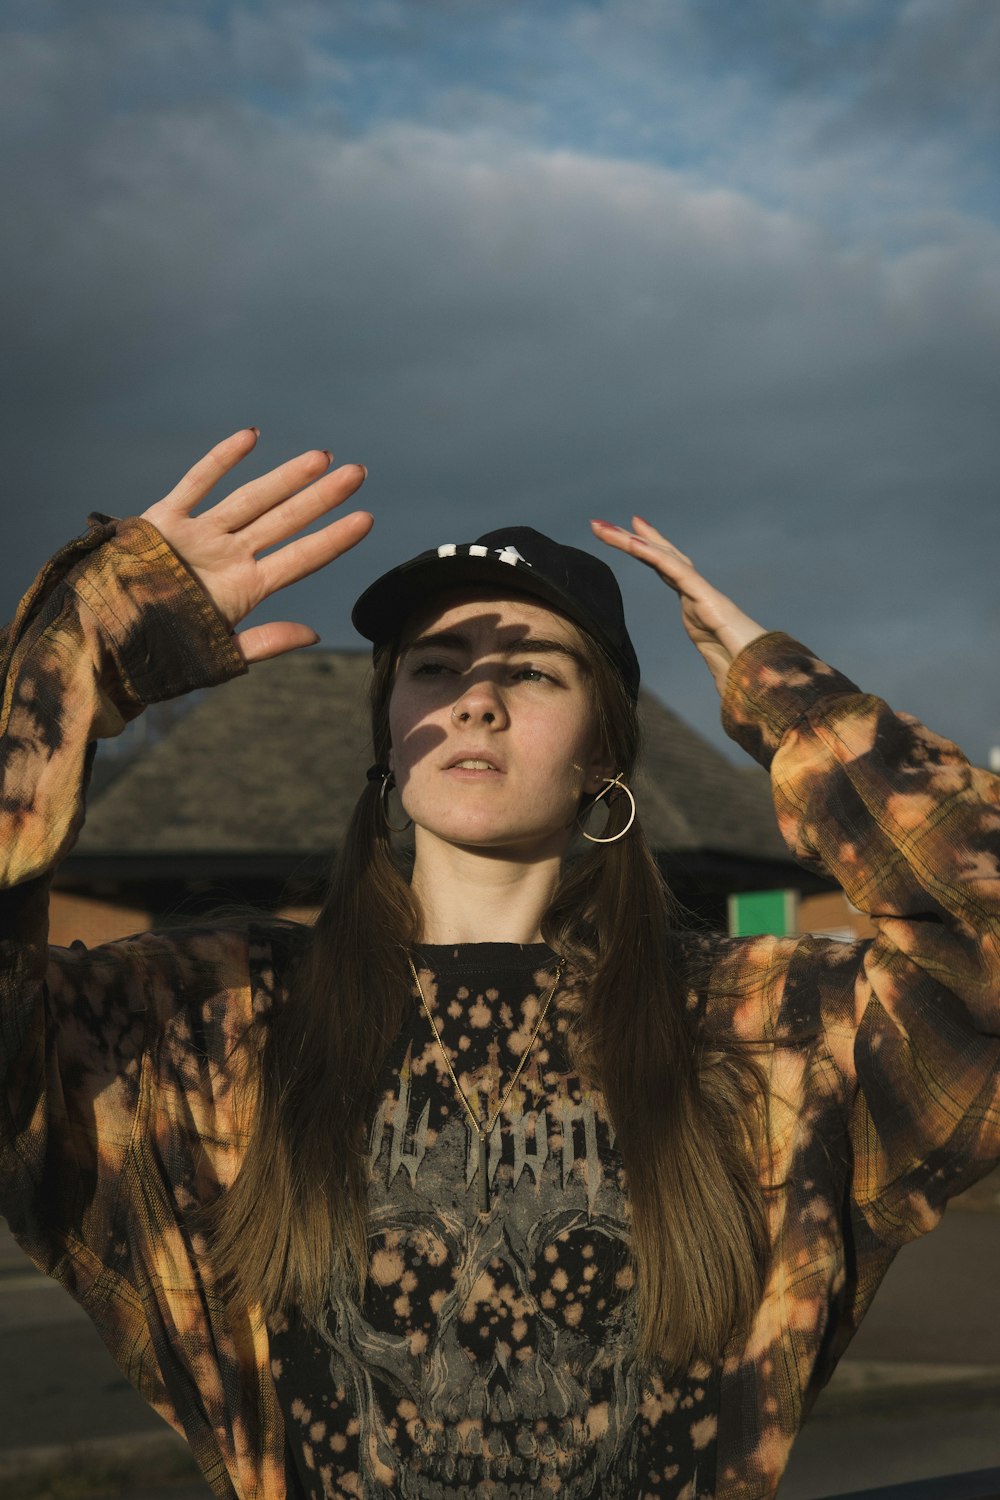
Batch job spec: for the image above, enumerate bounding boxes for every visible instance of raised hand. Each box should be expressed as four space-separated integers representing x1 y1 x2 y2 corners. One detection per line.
591 516 766 696
141 429 372 663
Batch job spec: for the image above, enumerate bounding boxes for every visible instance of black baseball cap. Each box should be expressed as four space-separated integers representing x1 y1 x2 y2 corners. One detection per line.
351 526 640 700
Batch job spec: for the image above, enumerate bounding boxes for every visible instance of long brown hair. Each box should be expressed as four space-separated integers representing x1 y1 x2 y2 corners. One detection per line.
210 621 770 1370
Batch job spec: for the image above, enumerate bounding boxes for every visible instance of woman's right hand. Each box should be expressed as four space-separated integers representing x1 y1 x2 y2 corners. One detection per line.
140 428 372 663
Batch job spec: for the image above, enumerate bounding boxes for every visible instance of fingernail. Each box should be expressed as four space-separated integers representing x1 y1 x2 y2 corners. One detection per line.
355 463 368 477
249 426 260 437
592 518 621 530
322 449 333 463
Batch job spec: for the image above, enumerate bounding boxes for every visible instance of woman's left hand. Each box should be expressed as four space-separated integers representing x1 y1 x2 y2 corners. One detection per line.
591 517 767 697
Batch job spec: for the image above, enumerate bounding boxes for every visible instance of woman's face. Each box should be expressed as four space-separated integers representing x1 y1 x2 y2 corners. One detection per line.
388 589 612 859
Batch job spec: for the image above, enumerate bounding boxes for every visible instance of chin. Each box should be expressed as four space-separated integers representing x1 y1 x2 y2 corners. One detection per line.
416 819 571 858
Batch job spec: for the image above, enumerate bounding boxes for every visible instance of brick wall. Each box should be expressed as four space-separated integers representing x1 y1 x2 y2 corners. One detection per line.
48 890 151 948
797 889 876 941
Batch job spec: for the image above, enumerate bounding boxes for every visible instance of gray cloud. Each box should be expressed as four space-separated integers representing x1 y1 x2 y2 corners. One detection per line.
2 5 998 766
613 0 1000 136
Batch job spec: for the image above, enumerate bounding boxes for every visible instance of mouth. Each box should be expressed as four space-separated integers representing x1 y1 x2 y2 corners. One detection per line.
400 1422 594 1498
444 753 504 773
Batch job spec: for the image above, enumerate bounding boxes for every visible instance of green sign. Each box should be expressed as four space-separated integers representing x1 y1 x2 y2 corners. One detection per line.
727 889 797 938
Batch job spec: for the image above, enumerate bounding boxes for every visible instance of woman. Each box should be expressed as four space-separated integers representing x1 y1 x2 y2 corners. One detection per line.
1 428 997 1500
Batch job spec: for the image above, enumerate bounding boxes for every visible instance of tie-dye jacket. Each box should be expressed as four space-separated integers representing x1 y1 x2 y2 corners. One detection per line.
1 514 998 1500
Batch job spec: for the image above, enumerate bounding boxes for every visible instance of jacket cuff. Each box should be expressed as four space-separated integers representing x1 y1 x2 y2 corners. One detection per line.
67 514 247 704
721 631 861 768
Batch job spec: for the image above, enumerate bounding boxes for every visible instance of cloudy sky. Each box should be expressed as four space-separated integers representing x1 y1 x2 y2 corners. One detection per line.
3 0 998 762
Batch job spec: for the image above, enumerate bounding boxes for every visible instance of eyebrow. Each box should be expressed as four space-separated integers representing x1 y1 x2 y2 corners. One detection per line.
402 629 585 665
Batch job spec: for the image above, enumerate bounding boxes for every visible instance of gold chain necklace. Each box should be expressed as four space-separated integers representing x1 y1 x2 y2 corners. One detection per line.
407 954 566 1216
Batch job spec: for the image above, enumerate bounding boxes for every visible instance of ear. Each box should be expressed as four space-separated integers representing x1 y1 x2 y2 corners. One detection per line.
582 750 616 798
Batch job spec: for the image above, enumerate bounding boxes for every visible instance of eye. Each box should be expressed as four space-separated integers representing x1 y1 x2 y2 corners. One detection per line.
410 660 456 678
511 664 559 685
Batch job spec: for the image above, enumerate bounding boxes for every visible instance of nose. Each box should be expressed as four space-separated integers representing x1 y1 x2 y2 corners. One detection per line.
451 678 508 728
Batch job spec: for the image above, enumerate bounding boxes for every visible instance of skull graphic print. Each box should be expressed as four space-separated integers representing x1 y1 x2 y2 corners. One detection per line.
270 946 720 1499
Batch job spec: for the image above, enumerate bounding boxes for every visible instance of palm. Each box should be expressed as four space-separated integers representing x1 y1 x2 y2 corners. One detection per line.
591 516 765 695
141 429 372 663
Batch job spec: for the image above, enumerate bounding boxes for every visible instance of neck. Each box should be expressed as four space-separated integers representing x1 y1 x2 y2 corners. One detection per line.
410 831 566 945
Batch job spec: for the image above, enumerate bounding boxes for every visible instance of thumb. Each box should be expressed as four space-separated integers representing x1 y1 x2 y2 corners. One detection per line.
234 622 321 663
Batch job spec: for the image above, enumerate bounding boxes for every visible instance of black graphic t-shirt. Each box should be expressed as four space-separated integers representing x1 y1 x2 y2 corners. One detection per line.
270 944 719 1499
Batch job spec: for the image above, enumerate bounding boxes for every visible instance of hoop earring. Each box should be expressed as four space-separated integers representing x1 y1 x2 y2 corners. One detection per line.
577 775 636 845
378 770 412 833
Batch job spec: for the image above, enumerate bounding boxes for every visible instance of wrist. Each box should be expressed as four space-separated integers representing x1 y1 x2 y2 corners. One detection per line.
68 516 247 704
720 632 860 767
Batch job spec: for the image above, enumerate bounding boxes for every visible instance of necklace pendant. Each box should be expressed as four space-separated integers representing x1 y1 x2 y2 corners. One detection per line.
408 955 565 1225
477 1131 490 1215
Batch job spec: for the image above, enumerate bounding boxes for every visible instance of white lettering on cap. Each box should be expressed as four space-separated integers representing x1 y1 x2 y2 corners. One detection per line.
434 542 531 566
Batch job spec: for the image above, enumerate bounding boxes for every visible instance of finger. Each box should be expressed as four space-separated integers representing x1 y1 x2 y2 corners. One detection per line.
235 621 321 664
592 522 766 663
241 463 368 554
158 428 260 515
631 516 693 567
590 520 689 592
215 448 336 532
589 519 647 560
256 509 374 596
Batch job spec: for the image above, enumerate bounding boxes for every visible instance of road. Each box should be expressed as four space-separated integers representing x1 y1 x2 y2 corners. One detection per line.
2 1180 999 1499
